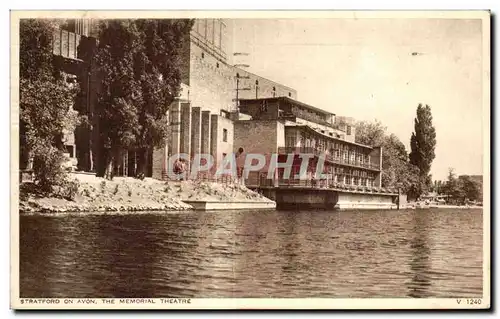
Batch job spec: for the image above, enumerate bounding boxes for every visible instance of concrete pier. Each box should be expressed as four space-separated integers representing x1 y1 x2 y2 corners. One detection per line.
260 187 397 210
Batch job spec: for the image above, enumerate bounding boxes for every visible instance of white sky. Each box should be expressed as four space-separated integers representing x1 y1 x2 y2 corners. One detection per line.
231 18 484 181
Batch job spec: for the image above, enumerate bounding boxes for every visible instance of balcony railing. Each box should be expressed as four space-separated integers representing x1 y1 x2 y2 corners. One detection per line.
256 172 397 194
278 147 381 170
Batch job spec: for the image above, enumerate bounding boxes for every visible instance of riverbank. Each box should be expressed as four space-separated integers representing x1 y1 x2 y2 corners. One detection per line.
19 174 275 213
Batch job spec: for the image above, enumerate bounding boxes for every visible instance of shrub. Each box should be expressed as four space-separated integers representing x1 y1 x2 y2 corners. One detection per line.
52 178 80 201
100 181 107 193
83 188 91 197
32 147 68 193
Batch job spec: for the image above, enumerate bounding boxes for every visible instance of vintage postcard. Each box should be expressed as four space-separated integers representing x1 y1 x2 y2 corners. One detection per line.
10 10 490 310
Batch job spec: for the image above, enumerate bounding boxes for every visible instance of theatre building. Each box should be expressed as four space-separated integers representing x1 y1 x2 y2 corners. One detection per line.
31 18 295 179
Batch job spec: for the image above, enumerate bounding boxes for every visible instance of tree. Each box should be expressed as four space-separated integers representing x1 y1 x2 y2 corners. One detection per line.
19 19 80 192
355 121 420 195
458 175 481 202
433 180 444 194
442 168 465 204
132 19 194 176
93 20 142 179
354 120 386 147
409 104 437 197
94 19 194 178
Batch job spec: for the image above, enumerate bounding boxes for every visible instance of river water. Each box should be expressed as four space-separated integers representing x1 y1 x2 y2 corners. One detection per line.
19 208 483 298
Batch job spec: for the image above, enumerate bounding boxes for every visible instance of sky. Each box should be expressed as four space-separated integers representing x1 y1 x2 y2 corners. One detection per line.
230 18 484 181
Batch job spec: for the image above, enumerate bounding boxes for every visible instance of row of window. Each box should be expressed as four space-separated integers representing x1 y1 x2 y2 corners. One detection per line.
334 168 376 179
333 175 376 187
298 135 367 154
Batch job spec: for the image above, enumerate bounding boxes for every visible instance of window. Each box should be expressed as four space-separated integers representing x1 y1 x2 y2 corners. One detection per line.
288 92 292 97
216 62 219 68
201 52 205 59
286 135 296 148
223 129 228 142
347 126 352 135
220 110 230 118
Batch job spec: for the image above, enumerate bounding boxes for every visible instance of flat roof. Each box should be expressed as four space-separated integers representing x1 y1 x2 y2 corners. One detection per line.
287 124 373 150
239 96 336 117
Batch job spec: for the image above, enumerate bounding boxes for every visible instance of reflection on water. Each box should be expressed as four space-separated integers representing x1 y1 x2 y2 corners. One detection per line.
20 209 483 298
407 212 431 298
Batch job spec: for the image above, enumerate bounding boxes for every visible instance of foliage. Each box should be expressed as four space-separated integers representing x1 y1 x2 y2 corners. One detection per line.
354 120 386 147
93 20 142 178
355 121 421 195
19 19 59 80
440 169 482 204
409 104 437 197
458 175 481 202
94 19 194 178
19 19 80 193
133 20 194 165
52 177 80 201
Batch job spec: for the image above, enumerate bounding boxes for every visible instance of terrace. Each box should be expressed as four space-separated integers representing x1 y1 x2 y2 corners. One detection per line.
277 146 381 171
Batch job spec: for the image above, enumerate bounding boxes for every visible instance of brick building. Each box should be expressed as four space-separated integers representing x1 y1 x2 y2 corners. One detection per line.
235 97 383 188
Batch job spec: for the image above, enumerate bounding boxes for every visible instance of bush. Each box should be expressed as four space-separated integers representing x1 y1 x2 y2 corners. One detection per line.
58 178 80 201
100 181 107 193
32 147 68 193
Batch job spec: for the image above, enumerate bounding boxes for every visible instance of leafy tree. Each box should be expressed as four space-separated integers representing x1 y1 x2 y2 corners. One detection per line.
458 175 481 202
433 180 444 194
442 168 464 204
94 19 194 178
93 20 142 179
19 19 80 192
132 19 194 176
355 121 421 195
409 104 437 197
354 120 386 147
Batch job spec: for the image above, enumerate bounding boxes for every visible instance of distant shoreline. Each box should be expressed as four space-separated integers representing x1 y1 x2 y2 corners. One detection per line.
403 204 483 210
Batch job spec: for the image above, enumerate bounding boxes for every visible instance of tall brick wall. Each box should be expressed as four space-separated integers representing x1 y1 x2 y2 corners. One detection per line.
210 115 234 168
233 120 284 185
189 42 235 114
233 120 282 168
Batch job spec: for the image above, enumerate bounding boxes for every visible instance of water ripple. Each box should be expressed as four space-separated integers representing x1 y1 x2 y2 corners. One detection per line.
20 208 483 298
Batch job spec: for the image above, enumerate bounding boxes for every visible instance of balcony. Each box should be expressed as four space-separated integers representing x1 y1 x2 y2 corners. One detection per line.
256 173 397 195
278 147 381 171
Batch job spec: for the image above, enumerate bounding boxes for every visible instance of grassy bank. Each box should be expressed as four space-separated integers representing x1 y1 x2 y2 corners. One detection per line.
19 174 273 213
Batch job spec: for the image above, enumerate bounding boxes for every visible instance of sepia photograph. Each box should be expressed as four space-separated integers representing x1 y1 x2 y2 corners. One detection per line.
10 10 490 310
